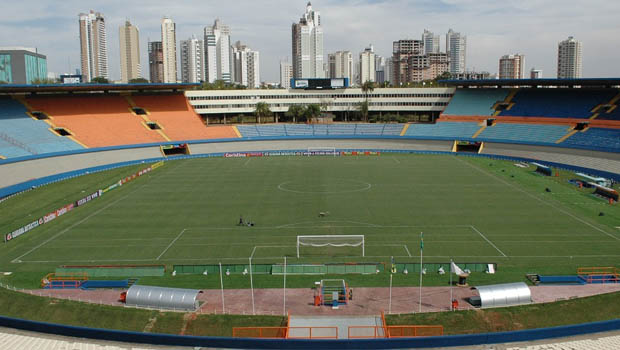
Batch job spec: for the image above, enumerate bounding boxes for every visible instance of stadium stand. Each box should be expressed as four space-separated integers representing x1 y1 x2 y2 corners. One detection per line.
25 95 167 148
498 89 617 119
236 125 261 137
328 124 356 135
477 123 570 144
404 121 481 138
0 97 82 157
561 127 620 152
441 89 509 116
129 94 237 140
284 124 314 136
255 124 286 137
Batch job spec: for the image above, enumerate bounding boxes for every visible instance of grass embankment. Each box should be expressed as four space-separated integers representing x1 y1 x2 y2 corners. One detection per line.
387 291 620 335
0 285 617 337
0 286 284 336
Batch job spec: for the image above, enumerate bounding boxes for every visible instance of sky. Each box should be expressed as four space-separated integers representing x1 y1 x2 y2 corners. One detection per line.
0 0 618 82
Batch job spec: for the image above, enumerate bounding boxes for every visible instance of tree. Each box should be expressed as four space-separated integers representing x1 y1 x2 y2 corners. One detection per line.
129 78 149 84
285 105 304 123
435 71 452 82
254 102 272 124
304 104 321 121
30 78 58 85
360 80 375 122
357 100 369 122
91 76 110 84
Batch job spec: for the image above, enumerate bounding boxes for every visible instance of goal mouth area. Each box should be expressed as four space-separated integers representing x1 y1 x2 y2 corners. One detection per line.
297 235 365 258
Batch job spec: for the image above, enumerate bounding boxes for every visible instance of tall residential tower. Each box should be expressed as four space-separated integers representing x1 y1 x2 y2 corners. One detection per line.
446 29 466 74
161 17 177 83
119 20 141 83
148 41 164 83
499 54 524 79
204 19 232 83
180 36 205 83
557 36 582 78
79 11 108 82
292 2 324 78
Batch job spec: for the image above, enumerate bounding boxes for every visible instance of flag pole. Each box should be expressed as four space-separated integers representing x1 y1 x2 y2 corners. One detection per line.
389 273 393 314
450 258 453 311
249 257 255 315
418 231 423 313
283 256 287 315
219 262 225 314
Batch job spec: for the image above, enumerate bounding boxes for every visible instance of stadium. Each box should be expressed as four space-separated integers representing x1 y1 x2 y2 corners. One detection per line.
0 80 619 349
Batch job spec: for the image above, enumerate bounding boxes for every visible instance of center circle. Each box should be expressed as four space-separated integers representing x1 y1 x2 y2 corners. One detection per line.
277 180 371 194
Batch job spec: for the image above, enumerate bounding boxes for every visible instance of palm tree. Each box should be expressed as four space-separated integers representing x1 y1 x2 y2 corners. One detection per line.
360 81 375 122
254 102 272 124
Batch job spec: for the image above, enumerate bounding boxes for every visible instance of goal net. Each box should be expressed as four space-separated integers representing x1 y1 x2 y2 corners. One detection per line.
307 147 338 156
297 235 365 258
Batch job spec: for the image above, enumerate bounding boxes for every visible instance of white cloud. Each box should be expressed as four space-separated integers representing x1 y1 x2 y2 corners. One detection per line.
1 0 618 81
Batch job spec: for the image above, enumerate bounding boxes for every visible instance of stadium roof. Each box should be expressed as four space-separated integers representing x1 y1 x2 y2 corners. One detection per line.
0 83 200 94
439 78 620 88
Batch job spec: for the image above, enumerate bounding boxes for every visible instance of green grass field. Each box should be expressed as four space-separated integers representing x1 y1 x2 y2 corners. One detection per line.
1 154 619 289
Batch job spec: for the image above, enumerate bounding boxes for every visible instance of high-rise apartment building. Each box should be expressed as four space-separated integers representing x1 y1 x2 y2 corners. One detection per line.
530 68 543 79
422 30 440 55
148 41 164 83
292 2 324 78
232 41 260 88
0 47 47 84
446 29 466 74
328 51 353 83
119 20 141 83
392 39 423 85
499 54 524 79
557 36 582 78
359 45 376 84
180 36 205 83
375 55 386 84
161 17 177 83
79 10 108 82
204 19 232 83
280 61 293 88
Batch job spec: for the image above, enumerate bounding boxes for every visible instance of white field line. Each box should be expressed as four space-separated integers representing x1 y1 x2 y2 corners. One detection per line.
27 254 620 264
392 156 401 164
403 244 412 257
470 225 507 257
249 246 257 260
157 229 187 260
187 224 472 230
11 183 150 263
244 158 252 166
455 156 620 242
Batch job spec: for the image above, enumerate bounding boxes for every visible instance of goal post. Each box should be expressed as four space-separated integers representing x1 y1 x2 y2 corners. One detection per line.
296 235 365 258
307 147 338 156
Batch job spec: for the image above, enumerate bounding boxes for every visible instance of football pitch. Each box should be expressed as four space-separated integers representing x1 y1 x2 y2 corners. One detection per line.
1 154 619 287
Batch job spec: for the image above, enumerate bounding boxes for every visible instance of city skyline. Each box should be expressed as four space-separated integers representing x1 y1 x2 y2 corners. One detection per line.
0 1 618 82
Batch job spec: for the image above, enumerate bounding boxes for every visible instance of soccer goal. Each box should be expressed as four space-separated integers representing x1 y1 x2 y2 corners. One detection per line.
296 235 365 258
307 147 338 156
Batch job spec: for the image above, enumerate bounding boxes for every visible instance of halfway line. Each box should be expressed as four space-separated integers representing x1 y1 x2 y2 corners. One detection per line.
157 228 187 260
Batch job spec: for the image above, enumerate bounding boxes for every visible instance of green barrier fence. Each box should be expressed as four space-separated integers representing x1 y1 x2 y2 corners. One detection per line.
56 265 165 277
394 262 496 273
173 263 381 275
173 264 273 275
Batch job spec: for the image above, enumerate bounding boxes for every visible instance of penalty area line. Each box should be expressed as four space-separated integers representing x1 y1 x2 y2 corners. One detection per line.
157 228 187 260
470 225 508 257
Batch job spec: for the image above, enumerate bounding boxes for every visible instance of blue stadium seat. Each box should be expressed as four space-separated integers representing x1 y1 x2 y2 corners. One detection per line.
313 124 328 135
382 124 405 136
327 124 356 135
596 105 620 121
0 98 82 157
442 89 509 116
355 124 385 135
477 123 569 144
561 127 620 152
236 125 260 137
284 124 314 136
256 124 286 137
404 122 481 138
499 89 616 119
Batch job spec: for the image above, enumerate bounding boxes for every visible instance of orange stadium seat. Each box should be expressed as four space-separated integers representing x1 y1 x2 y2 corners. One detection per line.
26 95 166 148
131 94 239 140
